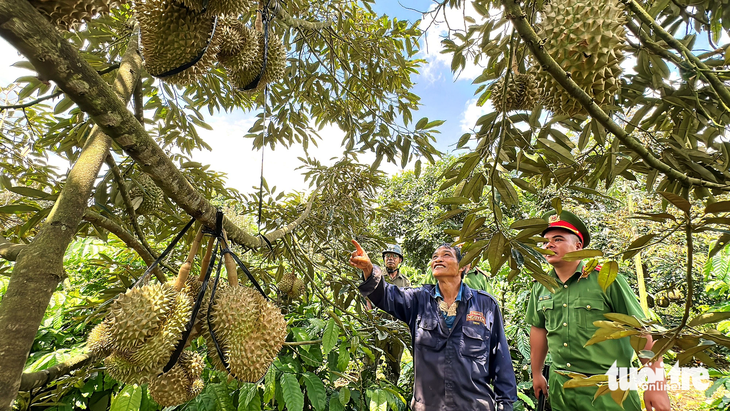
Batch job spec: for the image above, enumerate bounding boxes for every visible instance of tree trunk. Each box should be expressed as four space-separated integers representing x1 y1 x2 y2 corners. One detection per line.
0 4 143 405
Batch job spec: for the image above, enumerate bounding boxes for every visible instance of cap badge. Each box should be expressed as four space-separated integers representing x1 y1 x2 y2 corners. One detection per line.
549 214 560 223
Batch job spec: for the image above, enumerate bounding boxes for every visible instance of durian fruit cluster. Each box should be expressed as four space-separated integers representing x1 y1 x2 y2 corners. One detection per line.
490 71 539 112
148 350 205 406
204 240 287 382
87 282 193 385
29 0 124 30
216 17 287 92
536 0 626 115
133 0 287 89
278 269 305 299
136 0 221 85
129 172 165 215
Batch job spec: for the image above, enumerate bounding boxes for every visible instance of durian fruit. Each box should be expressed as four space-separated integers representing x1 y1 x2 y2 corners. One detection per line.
104 351 150 385
28 0 123 30
277 270 296 294
149 350 205 407
129 291 192 374
206 285 286 382
288 277 305 299
106 282 179 351
87 320 114 357
228 30 286 92
536 0 626 115
136 0 220 85
172 0 254 16
490 72 539 112
217 20 260 72
129 173 165 215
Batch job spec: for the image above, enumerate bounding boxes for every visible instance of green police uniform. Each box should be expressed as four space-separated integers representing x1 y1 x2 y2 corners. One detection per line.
526 261 646 410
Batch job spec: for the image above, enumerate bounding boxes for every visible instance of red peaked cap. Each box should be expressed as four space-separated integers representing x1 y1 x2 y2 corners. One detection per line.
541 210 591 247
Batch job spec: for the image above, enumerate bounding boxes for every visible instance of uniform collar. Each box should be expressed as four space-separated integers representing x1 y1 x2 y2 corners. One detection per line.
548 261 585 282
434 281 466 301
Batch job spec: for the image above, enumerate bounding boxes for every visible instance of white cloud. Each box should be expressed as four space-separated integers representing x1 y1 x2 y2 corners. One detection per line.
460 98 492 133
418 2 491 82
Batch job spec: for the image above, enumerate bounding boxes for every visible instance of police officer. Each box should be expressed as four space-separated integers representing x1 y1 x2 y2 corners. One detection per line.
350 240 517 411
526 210 670 411
365 244 411 384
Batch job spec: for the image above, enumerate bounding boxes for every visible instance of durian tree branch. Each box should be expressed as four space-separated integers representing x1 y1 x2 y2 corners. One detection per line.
0 236 24 263
18 353 98 392
501 0 730 191
624 0 730 116
0 90 62 111
82 210 166 282
133 78 144 125
0 0 314 254
0 6 143 405
104 155 157 258
625 20 683 67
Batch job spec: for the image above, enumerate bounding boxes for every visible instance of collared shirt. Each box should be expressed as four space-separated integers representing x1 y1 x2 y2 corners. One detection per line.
525 261 646 375
435 282 464 328
360 265 517 411
384 270 411 288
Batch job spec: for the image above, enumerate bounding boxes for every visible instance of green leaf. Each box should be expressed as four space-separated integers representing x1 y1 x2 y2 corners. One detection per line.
329 396 345 411
415 117 428 130
705 201 730 214
6 186 53 199
598 261 618 292
561 249 603 261
622 234 655 261
238 383 258 410
0 204 40 213
688 312 730 327
368 389 388 411
338 387 351 406
54 96 75 114
437 196 471 205
198 383 235 411
302 372 327 411
110 385 142 411
337 342 350 371
510 218 548 230
322 318 338 355
552 197 562 216
603 313 643 329
281 373 304 411
238 390 261 411
263 366 276 403
658 191 691 213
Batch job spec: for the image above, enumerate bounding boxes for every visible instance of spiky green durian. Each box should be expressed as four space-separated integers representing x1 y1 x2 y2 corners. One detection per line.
104 351 151 385
228 30 286 92
288 277 305 299
277 270 295 294
29 0 123 30
129 291 192 372
217 21 260 72
129 173 165 215
136 0 220 85
106 282 178 351
173 0 254 16
87 320 114 357
149 350 205 406
490 72 539 112
205 285 286 382
537 0 626 115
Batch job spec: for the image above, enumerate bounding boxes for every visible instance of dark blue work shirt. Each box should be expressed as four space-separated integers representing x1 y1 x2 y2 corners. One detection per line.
360 266 517 411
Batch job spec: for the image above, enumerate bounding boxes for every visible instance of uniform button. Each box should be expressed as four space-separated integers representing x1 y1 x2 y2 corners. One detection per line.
586 305 591 309
563 284 568 288
564 343 568 347
563 322 567 327
563 303 567 307
567 363 571 367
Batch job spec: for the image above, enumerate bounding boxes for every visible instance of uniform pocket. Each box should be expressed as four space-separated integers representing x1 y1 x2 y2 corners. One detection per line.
573 298 605 332
538 299 556 329
461 326 487 359
414 317 439 349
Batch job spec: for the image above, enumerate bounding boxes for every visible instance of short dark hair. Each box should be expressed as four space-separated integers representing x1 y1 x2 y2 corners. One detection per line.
436 243 462 262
